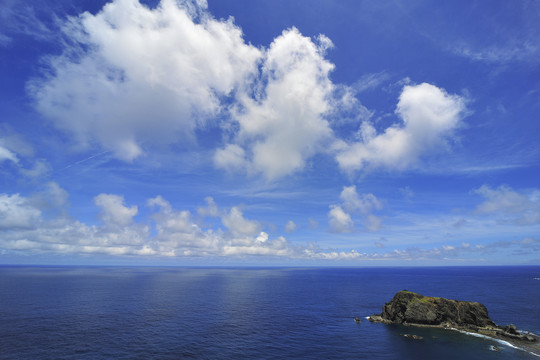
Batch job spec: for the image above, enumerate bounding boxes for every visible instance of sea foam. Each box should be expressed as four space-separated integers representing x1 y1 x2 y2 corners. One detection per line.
451 328 540 358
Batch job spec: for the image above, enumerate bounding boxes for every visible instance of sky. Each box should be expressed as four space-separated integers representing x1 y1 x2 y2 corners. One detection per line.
0 0 539 266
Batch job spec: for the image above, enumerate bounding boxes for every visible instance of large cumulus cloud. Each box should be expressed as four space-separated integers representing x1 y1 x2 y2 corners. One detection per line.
29 0 261 161
29 0 468 180
214 28 335 180
336 83 467 172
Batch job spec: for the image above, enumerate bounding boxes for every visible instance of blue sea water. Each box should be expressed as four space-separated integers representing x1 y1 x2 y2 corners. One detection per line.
0 266 539 359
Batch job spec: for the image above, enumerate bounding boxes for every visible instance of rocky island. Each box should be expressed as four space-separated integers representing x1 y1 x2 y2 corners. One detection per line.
369 290 539 352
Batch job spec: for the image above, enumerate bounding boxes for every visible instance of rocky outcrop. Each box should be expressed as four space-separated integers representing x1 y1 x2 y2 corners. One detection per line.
372 290 495 328
369 290 538 345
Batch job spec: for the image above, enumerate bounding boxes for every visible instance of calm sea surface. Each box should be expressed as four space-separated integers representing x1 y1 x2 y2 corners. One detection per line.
0 266 539 359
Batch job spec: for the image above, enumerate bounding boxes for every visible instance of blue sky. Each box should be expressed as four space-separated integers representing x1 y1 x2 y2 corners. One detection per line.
0 0 539 266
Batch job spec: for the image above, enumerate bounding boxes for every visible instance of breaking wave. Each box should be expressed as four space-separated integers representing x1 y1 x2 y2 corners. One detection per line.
451 328 540 358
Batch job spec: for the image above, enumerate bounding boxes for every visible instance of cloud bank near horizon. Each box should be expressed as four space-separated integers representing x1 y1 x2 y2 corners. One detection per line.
1 182 538 263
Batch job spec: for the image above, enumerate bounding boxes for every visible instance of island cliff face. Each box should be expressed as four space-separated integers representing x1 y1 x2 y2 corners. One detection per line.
369 290 538 345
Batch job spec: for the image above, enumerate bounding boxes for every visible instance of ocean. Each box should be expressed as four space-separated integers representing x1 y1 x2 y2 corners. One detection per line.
0 266 539 359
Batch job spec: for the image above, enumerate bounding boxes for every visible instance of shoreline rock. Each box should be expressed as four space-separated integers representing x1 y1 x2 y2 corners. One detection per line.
369 290 539 348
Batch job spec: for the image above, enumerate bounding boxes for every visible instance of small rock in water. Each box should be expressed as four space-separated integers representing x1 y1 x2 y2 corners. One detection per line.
354 317 361 323
403 334 423 340
490 345 502 352
504 324 518 335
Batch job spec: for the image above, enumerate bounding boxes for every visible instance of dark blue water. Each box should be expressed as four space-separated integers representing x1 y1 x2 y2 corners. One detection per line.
1 266 539 359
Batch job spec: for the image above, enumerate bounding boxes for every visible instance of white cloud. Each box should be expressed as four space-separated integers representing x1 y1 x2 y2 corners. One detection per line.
353 71 390 92
328 205 353 233
197 196 219 217
0 193 41 229
221 206 261 237
399 186 414 200
0 124 35 157
0 127 52 178
0 191 295 258
365 214 382 232
307 240 513 262
32 182 70 210
20 159 52 178
329 186 383 233
94 194 138 226
222 230 293 257
0 33 10 46
143 198 296 257
92 224 148 247
216 28 336 180
147 195 172 212
327 85 374 127
307 236 540 262
387 238 540 261
44 182 69 207
0 145 18 163
340 185 382 214
26 0 392 181
453 44 539 63
1 188 539 262
475 185 532 213
474 185 540 225
336 83 467 173
29 0 262 161
222 235 291 256
256 232 268 243
285 220 297 233
0 183 69 232
155 207 194 234
307 249 366 260
148 195 216 253
213 144 248 173
0 1 54 43
222 230 292 257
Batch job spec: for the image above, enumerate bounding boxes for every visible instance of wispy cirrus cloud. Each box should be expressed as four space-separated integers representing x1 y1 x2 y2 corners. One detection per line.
303 237 540 262
0 124 34 163
0 145 18 164
0 126 51 179
0 0 56 45
352 71 391 93
473 185 540 225
452 42 540 64
448 2 540 65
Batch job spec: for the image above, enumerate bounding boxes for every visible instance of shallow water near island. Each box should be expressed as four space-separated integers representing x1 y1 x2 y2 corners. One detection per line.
1 266 539 359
